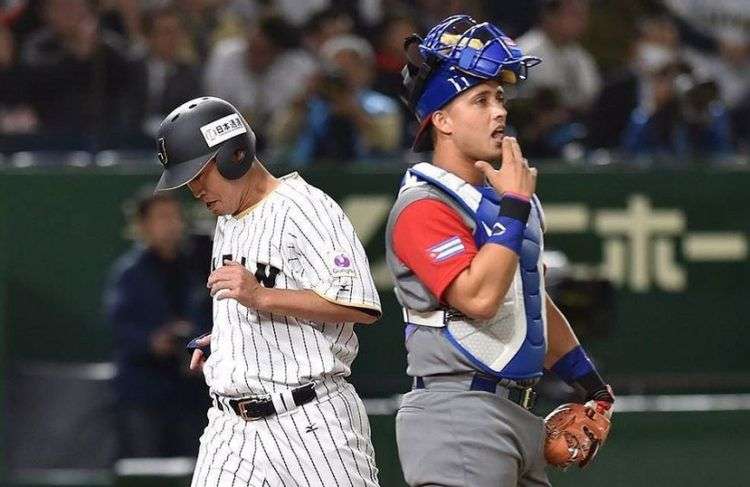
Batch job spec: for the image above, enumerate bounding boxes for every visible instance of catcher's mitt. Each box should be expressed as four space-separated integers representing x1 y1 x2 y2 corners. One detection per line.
543 401 612 469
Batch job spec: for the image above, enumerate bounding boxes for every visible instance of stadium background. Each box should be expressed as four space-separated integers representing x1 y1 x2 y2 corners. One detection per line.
1 0 749 485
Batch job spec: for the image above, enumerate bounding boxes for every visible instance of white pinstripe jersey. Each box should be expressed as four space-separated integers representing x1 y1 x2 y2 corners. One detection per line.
203 172 381 397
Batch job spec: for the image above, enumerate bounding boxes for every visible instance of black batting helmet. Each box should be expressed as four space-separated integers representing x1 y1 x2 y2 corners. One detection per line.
155 97 256 191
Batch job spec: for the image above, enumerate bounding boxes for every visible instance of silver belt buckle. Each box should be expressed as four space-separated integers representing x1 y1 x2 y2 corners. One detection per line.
237 397 267 421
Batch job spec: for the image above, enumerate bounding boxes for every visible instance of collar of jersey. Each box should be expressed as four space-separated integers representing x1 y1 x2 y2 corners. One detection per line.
231 175 291 220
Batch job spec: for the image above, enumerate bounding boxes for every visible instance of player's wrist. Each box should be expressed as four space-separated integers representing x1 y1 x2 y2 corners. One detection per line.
499 195 531 222
551 346 613 403
501 191 531 203
485 196 530 255
247 286 272 310
485 218 524 255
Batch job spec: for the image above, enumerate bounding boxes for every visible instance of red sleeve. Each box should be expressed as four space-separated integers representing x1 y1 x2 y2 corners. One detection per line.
392 199 477 301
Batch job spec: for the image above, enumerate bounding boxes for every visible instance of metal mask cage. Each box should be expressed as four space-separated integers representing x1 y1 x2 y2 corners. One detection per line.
421 15 476 57
446 22 541 81
421 16 541 82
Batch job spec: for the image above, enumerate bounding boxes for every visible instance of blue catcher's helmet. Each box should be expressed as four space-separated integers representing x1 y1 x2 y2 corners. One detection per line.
401 15 541 152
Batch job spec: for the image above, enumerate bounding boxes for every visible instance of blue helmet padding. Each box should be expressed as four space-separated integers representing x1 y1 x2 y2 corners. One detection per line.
414 63 484 121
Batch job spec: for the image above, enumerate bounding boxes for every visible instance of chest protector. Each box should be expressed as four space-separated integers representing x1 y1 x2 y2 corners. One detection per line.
393 163 548 380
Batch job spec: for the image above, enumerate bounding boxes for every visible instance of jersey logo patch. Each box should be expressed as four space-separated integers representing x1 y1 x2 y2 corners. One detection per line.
428 236 465 262
481 221 507 237
330 250 356 277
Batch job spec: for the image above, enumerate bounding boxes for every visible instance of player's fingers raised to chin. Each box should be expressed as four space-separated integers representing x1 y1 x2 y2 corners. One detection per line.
510 137 523 162
502 136 516 165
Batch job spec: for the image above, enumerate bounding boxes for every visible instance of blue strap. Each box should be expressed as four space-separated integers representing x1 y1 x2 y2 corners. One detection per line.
469 374 498 393
551 345 596 385
485 217 525 255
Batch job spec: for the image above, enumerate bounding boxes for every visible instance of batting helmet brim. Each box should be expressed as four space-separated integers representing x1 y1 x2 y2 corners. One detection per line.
155 150 218 192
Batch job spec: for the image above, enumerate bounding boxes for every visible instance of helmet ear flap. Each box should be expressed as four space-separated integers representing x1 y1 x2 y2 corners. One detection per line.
214 129 256 180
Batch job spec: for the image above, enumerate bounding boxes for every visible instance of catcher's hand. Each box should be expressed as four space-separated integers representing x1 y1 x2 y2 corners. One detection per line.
543 397 613 469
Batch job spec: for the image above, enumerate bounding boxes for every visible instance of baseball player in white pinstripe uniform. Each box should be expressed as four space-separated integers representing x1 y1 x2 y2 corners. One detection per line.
154 97 382 487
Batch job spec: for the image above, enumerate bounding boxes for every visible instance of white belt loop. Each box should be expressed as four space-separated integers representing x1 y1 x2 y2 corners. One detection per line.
271 389 297 415
403 307 447 328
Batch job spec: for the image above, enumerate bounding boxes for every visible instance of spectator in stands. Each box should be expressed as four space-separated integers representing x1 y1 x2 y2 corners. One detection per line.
131 5 201 140
511 86 586 160
204 14 317 147
270 34 402 165
300 5 354 56
0 23 38 136
597 14 733 161
588 15 680 150
621 62 732 161
14 0 140 149
517 0 601 114
99 0 144 46
414 0 486 30
276 0 332 27
591 9 747 160
175 0 216 62
372 12 416 100
372 12 418 148
104 189 209 458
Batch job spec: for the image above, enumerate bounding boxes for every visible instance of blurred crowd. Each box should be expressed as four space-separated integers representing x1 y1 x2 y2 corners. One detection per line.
0 0 749 165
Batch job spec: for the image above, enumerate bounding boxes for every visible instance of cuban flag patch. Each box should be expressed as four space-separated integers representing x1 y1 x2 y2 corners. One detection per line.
428 236 465 262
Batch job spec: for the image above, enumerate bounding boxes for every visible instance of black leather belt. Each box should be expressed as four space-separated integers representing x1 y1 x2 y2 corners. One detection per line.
214 383 317 421
414 373 537 411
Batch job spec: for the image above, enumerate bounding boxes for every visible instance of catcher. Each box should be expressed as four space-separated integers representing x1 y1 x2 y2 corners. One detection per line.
385 14 614 486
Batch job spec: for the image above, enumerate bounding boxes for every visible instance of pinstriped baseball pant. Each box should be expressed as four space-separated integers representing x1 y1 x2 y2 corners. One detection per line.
191 380 380 487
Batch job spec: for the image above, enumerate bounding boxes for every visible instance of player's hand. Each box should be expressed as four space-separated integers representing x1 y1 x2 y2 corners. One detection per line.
207 260 266 308
475 136 536 198
189 333 211 372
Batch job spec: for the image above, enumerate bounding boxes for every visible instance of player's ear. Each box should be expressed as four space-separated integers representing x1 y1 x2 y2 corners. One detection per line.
432 110 453 137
